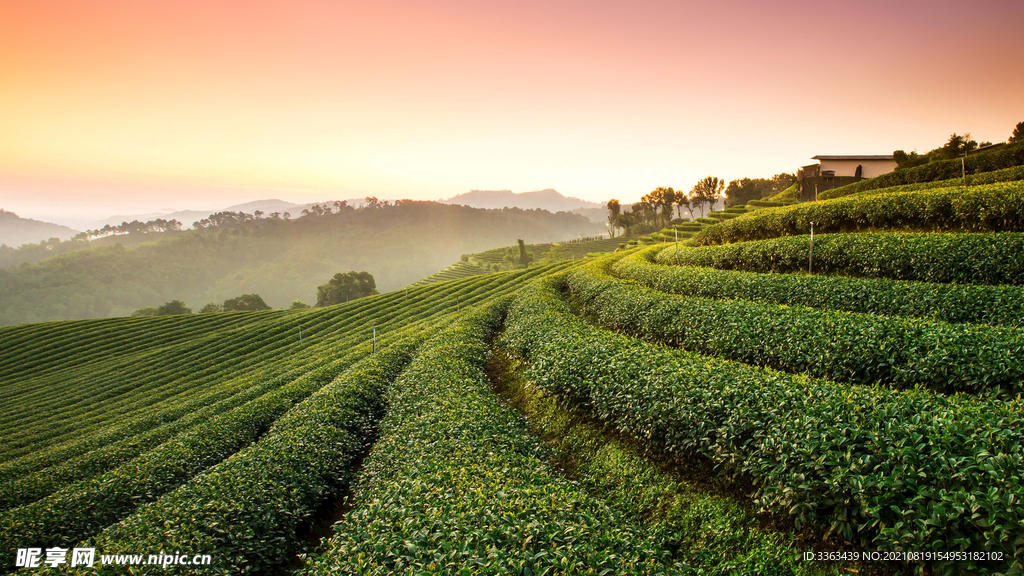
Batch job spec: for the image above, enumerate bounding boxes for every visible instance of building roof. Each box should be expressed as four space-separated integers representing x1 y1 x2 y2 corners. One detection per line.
812 155 895 161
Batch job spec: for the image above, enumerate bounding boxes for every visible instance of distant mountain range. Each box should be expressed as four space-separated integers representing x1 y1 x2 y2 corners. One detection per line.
442 189 603 212
0 209 80 247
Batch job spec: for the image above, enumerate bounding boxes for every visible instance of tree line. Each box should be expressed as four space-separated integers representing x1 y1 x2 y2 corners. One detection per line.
605 173 795 236
73 219 183 241
894 122 1023 170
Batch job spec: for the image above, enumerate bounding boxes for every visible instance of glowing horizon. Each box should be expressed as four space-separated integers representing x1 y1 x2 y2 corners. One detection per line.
2 0 1022 224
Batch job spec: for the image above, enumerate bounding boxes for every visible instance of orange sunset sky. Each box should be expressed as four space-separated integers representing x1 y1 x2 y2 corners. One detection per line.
1 0 1022 225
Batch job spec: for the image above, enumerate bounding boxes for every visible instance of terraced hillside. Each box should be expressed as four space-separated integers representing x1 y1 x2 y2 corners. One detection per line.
3 179 1024 575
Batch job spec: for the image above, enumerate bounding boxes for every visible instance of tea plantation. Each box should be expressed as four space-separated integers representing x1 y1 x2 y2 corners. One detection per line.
2 180 1023 574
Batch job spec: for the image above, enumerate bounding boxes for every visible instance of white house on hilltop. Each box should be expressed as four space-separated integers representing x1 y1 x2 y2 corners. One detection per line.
811 155 897 178
798 154 897 200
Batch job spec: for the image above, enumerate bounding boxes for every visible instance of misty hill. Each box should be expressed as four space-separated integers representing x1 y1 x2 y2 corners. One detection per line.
0 201 600 326
443 189 603 212
0 209 80 247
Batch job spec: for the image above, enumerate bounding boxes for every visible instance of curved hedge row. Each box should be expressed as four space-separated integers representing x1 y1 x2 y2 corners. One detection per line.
502 278 1024 575
820 164 1024 201
568 259 1024 396
302 306 683 575
0 355 356 569
85 336 421 576
0 377 270 512
692 181 1024 246
621 248 1024 327
661 232 1024 285
490 345 840 576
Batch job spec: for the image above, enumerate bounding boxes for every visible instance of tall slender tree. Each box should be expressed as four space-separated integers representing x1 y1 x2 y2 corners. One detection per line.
690 176 724 217
606 199 622 237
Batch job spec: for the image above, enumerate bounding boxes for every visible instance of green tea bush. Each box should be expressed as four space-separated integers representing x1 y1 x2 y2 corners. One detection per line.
302 306 682 575
503 278 1024 575
693 181 1024 246
747 199 787 207
820 164 1024 200
663 232 1024 285
567 260 1024 397
491 345 840 576
87 337 421 575
0 357 353 567
625 248 1024 327
0 378 270 511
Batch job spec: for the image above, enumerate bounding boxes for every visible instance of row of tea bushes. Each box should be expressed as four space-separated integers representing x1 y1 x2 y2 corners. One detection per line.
502 278 1024 575
692 182 1024 246
567 260 1024 397
83 336 422 575
619 247 1024 326
660 232 1024 286
302 305 685 575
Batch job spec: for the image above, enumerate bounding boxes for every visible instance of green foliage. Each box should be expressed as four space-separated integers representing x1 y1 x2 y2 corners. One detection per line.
0 361 349 565
894 133 980 170
289 299 311 309
747 199 785 207
302 306 682 575
1011 121 1024 144
618 247 1024 327
765 181 799 203
676 231 1024 285
893 149 928 170
0 378 271 512
724 177 782 207
412 261 490 285
129 306 158 317
502 277 1024 575
820 164 1024 201
88 338 420 575
490 346 840 576
607 198 623 234
198 302 223 313
690 176 725 217
567 258 1024 397
693 181 1024 246
0 261 577 570
5 180 1024 576
315 271 378 307
223 293 271 311
156 299 191 315
610 187 700 235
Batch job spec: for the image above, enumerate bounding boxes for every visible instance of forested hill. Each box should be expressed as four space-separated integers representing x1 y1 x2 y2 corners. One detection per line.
0 201 600 326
